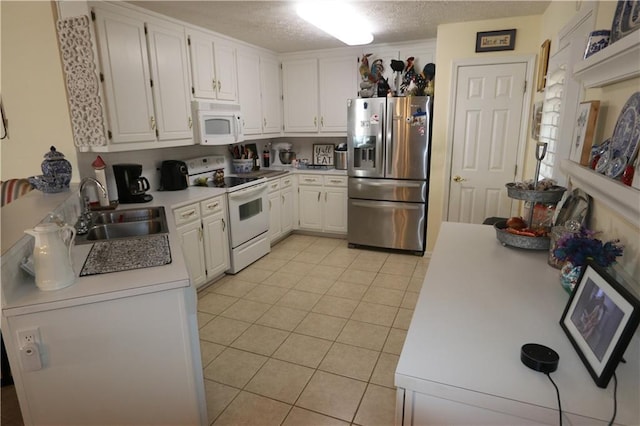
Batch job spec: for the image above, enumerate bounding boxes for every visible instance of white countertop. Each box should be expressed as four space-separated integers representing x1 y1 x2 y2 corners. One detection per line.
396 222 639 424
1 186 226 316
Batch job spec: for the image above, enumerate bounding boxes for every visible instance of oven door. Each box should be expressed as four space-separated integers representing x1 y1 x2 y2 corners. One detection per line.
227 182 269 248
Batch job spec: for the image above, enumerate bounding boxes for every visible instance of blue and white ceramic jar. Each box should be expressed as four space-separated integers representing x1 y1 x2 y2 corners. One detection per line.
41 146 72 190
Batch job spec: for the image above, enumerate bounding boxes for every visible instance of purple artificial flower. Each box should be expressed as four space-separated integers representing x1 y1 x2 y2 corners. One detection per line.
553 227 623 267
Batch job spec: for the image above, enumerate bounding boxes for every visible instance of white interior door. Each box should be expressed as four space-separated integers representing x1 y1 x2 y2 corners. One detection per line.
447 62 527 224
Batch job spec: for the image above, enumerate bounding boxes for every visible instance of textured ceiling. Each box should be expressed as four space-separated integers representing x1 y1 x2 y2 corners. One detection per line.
128 1 550 53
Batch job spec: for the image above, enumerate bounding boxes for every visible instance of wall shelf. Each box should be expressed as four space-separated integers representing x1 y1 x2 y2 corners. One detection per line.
573 31 640 88
561 159 640 228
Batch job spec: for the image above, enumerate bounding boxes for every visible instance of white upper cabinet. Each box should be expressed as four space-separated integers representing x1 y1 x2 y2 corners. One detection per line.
260 55 283 134
282 56 357 134
93 7 156 144
237 48 282 137
146 19 193 141
92 4 193 150
237 49 262 135
282 58 319 133
188 29 237 102
319 56 357 132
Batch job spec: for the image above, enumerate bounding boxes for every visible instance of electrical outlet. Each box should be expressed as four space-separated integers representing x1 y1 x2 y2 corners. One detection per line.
17 328 40 347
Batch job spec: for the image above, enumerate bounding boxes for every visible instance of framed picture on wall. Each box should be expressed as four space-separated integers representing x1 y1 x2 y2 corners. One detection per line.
537 39 551 92
475 29 516 52
570 101 600 166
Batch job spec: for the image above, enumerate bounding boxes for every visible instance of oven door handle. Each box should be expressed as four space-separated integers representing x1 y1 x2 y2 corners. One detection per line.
228 183 267 200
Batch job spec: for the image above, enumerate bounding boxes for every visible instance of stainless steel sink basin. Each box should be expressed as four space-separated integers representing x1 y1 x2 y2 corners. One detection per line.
92 207 163 224
85 220 167 241
77 207 168 244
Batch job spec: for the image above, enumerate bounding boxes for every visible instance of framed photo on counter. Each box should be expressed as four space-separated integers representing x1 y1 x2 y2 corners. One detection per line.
560 261 640 388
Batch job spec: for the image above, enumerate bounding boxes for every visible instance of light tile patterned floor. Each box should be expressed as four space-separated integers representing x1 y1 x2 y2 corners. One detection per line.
199 234 429 426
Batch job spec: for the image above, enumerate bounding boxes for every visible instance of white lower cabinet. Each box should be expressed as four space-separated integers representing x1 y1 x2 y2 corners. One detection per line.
173 195 229 288
298 174 347 234
268 175 294 243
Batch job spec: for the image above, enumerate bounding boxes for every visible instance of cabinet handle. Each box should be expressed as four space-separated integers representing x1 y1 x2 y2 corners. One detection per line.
206 202 218 210
325 192 327 202
263 118 267 127
283 179 290 185
181 209 196 218
271 183 278 190
313 117 317 127
188 117 193 129
304 178 315 182
282 194 285 204
222 218 225 232
317 192 320 202
150 116 156 130
269 199 272 209
217 80 221 91
321 116 324 127
212 79 216 90
330 179 342 184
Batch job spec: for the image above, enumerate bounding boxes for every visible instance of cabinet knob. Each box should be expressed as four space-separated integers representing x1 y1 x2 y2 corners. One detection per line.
453 175 467 183
150 116 156 130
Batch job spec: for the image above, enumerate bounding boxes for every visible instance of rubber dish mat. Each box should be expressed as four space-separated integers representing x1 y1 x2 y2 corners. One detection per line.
80 234 171 276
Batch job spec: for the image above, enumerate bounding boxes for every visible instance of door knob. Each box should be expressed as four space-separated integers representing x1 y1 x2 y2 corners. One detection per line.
453 175 467 183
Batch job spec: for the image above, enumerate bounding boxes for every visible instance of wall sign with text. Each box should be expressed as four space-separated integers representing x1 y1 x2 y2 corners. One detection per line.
475 29 517 52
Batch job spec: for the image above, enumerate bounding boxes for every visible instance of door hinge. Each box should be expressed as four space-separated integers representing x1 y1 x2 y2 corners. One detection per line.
192 87 195 95
99 73 104 82
144 24 148 35
187 37 191 46
107 130 112 139
90 10 96 21
150 79 154 88
155 129 159 137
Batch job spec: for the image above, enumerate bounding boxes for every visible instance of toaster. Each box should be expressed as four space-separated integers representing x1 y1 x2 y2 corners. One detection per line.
159 160 188 191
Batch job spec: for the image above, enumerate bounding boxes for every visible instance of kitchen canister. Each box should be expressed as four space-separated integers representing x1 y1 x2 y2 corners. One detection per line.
584 30 610 59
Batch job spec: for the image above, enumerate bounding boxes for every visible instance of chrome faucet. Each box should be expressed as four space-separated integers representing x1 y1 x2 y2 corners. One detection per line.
75 177 107 235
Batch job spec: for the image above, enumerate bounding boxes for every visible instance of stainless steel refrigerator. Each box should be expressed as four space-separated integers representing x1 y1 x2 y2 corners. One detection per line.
347 96 431 254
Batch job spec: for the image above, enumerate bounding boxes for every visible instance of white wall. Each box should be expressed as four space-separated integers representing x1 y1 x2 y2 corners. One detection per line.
0 1 78 182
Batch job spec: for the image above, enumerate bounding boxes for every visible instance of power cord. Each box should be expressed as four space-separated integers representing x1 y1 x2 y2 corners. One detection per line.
608 372 617 426
545 372 562 426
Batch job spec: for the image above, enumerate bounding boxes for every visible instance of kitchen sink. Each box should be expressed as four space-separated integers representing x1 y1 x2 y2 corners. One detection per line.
92 207 164 224
76 207 168 244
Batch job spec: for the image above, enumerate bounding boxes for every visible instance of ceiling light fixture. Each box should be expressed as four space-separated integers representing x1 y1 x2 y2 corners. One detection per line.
296 2 374 46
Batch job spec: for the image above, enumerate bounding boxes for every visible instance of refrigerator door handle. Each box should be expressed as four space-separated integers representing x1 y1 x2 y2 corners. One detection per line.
385 99 395 176
356 180 422 188
351 200 422 210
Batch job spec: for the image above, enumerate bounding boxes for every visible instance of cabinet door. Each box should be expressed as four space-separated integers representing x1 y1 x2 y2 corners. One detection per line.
93 8 156 144
260 55 282 134
214 42 238 101
281 186 294 234
298 185 323 230
282 59 318 132
202 211 230 279
177 220 206 287
146 20 193 141
268 191 282 242
237 49 262 135
188 32 216 99
319 56 357 132
324 187 347 233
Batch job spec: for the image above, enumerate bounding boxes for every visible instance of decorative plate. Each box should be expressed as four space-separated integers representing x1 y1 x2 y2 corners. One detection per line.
610 92 640 163
595 148 611 173
611 0 640 43
606 155 627 178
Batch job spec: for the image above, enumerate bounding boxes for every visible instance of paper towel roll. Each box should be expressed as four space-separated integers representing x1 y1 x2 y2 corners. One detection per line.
94 167 110 207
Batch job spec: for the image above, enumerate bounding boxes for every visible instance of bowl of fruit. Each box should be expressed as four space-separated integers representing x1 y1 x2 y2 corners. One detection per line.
494 216 550 250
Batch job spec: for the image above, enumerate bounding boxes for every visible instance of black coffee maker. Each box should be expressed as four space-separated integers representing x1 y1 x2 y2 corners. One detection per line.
113 164 153 203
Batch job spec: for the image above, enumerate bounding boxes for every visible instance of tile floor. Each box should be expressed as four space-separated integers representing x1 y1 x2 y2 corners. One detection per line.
198 234 428 425
0 234 428 426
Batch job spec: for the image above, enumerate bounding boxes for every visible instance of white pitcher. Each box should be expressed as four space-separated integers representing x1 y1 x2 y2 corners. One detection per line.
25 223 76 291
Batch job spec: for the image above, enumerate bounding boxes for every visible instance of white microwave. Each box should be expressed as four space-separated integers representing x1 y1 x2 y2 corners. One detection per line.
192 100 244 145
